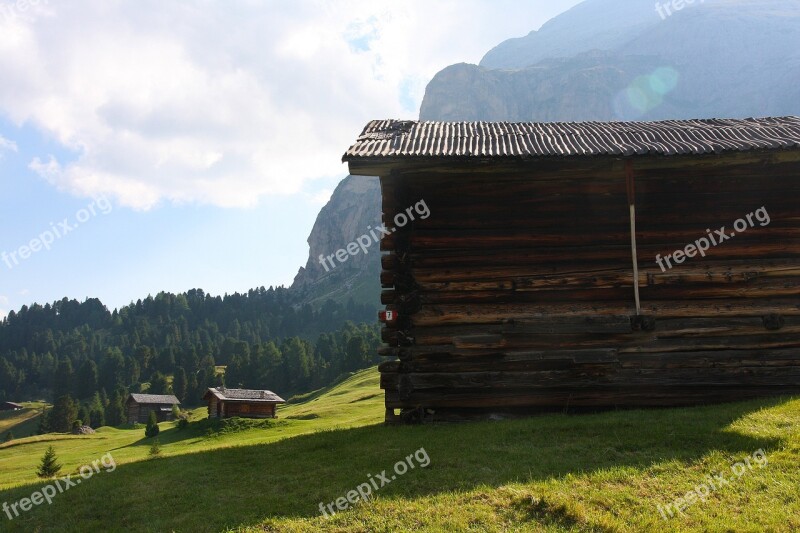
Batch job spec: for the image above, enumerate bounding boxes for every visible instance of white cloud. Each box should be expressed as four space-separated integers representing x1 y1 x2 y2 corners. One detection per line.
0 0 578 209
0 134 17 158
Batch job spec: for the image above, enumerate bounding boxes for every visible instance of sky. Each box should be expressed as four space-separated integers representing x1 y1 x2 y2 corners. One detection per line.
0 0 582 319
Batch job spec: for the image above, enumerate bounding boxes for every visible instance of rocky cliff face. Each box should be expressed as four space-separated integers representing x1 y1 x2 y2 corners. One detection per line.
423 0 800 122
291 175 381 307
420 52 656 122
479 0 658 70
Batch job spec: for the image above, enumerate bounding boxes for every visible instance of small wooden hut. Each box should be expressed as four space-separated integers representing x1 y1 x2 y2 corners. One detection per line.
0 402 23 411
203 387 285 419
125 393 180 423
343 117 800 422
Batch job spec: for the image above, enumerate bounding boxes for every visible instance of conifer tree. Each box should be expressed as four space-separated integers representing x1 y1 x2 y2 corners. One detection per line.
37 407 51 435
49 395 78 433
172 367 187 403
36 446 62 478
105 389 126 426
145 410 160 438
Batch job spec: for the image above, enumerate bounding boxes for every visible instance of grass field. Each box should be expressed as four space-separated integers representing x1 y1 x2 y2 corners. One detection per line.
0 368 798 532
0 402 46 442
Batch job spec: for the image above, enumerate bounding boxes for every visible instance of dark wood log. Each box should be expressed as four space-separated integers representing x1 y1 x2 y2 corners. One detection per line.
382 384 800 409
381 242 800 270
403 330 800 354
380 227 800 252
382 275 800 306
380 366 800 391
379 347 800 373
403 260 800 288
409 299 800 326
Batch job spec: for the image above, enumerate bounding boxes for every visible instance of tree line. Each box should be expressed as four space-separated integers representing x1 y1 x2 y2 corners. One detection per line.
0 288 380 432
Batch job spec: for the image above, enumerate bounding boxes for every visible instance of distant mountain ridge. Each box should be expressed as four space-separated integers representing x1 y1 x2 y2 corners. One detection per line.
479 0 660 70
423 0 800 122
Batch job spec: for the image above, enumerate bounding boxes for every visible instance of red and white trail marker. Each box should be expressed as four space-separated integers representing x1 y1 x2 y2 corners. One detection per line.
379 310 397 322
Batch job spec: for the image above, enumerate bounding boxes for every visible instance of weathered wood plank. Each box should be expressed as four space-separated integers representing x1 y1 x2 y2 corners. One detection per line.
381 367 800 390
410 299 800 326
379 348 800 373
382 385 800 409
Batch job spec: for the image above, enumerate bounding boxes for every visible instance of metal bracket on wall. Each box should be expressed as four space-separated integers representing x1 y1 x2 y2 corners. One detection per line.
763 314 785 331
631 314 657 332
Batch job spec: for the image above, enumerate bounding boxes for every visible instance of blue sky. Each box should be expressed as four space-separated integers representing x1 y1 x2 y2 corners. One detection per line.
0 0 581 318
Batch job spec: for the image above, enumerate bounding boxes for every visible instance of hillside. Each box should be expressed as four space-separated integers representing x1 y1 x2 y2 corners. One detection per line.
0 289 380 415
0 367 798 532
0 369 384 492
0 403 44 442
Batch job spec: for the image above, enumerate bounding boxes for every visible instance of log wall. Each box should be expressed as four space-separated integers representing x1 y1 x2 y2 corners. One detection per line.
373 152 800 422
126 402 174 424
221 401 277 419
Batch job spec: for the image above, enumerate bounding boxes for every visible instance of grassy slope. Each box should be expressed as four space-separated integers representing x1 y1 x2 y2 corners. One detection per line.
0 403 46 442
0 369 797 532
0 370 382 491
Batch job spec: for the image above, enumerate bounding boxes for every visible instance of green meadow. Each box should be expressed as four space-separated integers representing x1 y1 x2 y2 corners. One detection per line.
0 368 797 532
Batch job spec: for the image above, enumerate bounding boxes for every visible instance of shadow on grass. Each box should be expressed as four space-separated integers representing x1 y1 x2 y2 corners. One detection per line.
513 495 615 533
0 396 793 533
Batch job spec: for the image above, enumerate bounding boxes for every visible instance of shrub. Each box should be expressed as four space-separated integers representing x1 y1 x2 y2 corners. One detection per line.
37 408 51 435
145 411 160 438
200 417 282 437
148 438 162 458
177 418 189 430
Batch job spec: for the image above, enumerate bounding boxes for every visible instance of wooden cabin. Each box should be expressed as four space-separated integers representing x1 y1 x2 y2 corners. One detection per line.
0 402 23 411
343 117 800 423
125 393 180 424
203 387 286 419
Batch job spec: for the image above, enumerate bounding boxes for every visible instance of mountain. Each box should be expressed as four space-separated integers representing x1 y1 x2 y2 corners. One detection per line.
291 175 382 309
479 0 659 70
422 0 800 122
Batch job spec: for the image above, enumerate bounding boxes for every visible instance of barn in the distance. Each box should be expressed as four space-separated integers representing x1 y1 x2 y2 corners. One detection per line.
343 117 800 422
204 387 286 419
0 402 23 411
126 393 180 424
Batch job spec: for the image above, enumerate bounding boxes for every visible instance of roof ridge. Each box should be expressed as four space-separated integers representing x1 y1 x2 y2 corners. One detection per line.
343 116 800 162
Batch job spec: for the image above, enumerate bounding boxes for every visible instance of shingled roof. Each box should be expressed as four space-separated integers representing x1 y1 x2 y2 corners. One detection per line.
205 387 285 403
127 393 180 405
343 117 800 160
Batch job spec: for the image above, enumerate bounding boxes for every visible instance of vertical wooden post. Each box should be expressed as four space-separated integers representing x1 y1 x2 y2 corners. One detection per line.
626 160 642 315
